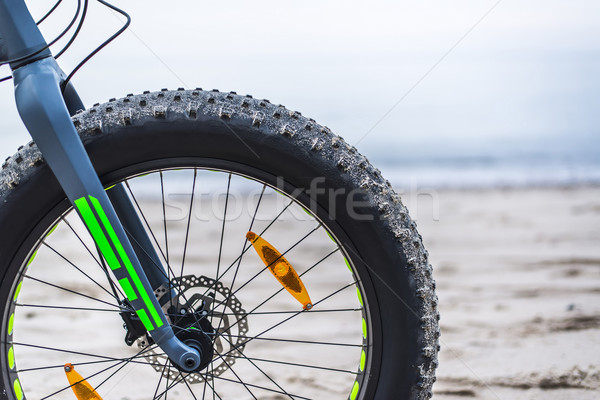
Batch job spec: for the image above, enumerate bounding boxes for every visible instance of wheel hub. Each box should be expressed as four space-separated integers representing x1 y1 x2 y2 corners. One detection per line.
171 310 215 372
138 275 249 383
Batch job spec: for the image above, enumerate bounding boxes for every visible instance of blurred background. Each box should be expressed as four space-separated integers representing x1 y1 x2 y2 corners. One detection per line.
1 0 599 188
1 1 599 399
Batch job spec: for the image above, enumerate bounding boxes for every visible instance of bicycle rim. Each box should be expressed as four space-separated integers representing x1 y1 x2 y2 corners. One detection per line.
3 160 377 400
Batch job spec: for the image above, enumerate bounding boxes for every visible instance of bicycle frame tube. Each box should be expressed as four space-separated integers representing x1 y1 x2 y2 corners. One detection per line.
0 0 201 371
0 0 51 67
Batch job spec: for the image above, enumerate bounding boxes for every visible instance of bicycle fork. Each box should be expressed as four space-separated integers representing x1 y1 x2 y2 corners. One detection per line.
0 0 202 371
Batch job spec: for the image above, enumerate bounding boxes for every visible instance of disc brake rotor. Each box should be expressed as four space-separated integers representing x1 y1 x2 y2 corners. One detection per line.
139 275 249 383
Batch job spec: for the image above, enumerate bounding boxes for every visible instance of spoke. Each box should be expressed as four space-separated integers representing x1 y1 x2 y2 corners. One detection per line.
122 224 212 342
41 242 120 302
160 170 170 268
151 372 183 399
123 225 204 326
23 275 122 310
202 374 223 400
209 250 352 400
248 185 266 233
215 248 339 336
63 218 101 268
93 352 145 394
240 247 338 319
214 173 232 283
199 196 294 300
11 341 158 365
155 347 262 400
180 168 198 279
202 185 269 398
179 371 200 400
123 179 198 308
95 241 127 302
201 368 209 400
39 344 157 400
211 183 263 320
17 354 161 373
229 224 321 299
123 227 177 289
228 354 358 375
257 196 294 234
203 371 312 400
164 362 171 400
124 180 169 266
212 334 363 348
152 370 219 400
63 217 126 300
16 303 119 313
216 328 295 400
40 361 123 400
218 281 358 360
220 307 360 316
119 180 201 312
153 358 169 400
90 344 164 395
210 348 258 400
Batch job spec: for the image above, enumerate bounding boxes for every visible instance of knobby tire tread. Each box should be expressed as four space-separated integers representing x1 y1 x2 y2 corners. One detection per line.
0 88 439 399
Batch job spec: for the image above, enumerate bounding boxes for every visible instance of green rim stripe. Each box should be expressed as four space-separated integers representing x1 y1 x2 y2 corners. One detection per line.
344 257 352 272
14 379 23 400
8 346 14 370
136 309 154 331
356 287 363 306
88 196 163 329
8 313 14 336
26 250 38 267
13 282 22 303
350 381 359 400
74 197 121 271
46 224 58 238
362 318 367 339
13 379 23 400
326 231 335 243
360 349 366 371
118 278 138 301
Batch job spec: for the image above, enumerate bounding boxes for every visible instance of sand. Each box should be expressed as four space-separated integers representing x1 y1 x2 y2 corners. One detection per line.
405 186 600 399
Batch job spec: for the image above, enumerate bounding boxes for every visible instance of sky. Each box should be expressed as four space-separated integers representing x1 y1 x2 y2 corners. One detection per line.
0 0 599 164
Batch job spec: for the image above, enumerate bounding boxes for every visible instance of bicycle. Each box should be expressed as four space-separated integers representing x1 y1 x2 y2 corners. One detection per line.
0 1 438 399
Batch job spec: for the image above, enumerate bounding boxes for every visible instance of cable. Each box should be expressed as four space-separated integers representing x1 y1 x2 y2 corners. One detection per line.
0 0 82 82
54 0 89 59
2 0 69 83
0 0 82 67
1 0 130 90
36 0 64 25
61 0 130 90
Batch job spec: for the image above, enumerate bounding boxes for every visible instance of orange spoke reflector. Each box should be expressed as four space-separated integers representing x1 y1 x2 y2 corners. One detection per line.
64 363 104 400
246 231 313 310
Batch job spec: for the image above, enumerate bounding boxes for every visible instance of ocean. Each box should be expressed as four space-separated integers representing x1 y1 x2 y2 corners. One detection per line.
362 135 600 189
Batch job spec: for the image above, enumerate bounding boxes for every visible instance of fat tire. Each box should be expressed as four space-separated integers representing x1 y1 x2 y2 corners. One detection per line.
0 89 439 399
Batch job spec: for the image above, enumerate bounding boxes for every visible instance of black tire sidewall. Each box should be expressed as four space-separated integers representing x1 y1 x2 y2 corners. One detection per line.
0 117 423 399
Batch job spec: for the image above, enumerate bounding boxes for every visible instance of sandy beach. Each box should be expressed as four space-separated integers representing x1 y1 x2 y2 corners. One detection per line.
407 186 600 399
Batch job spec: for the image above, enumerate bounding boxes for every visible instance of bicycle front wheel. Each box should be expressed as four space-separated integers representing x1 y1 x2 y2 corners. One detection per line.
0 89 438 399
